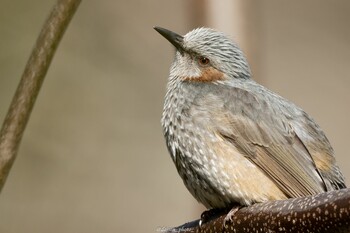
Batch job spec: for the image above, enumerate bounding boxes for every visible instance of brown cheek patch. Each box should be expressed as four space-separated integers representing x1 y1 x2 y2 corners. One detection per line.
183 67 225 82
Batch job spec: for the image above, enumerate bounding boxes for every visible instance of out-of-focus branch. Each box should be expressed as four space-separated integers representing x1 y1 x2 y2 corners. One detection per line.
0 0 81 192
161 188 350 233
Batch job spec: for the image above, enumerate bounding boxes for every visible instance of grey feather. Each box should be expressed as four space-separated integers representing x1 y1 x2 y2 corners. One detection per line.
190 82 329 198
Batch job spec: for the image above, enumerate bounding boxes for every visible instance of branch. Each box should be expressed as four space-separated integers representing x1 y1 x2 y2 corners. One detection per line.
161 188 350 233
0 0 81 192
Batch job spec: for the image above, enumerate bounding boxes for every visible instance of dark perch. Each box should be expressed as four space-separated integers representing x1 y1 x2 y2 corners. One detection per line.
161 188 350 233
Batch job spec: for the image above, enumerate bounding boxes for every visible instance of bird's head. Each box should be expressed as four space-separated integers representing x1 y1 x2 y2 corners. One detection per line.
154 26 251 83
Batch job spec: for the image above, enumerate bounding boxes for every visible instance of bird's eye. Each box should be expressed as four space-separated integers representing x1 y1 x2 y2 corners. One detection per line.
198 56 210 66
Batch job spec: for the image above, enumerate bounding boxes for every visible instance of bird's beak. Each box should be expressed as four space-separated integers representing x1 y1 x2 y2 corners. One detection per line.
154 26 184 53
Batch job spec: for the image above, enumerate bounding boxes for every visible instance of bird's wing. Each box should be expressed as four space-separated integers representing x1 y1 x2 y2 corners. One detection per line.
206 85 326 198
291 113 346 189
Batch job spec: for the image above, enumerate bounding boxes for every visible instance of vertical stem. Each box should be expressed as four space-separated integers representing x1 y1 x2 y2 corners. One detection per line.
0 0 81 192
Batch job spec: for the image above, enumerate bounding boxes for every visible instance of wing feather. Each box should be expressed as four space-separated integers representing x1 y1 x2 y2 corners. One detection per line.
206 85 327 198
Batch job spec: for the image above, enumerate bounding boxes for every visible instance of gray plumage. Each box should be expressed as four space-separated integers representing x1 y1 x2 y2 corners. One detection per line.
155 27 346 209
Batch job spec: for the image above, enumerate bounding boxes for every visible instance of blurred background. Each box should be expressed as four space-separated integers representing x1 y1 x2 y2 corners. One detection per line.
0 0 349 232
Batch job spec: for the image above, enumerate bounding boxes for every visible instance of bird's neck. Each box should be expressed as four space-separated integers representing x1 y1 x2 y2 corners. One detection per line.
162 77 184 129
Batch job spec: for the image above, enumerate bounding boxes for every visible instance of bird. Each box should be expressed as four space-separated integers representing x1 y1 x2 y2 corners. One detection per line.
154 26 346 210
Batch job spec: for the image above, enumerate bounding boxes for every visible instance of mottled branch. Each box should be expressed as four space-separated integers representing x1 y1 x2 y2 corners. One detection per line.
0 0 81 192
161 188 350 233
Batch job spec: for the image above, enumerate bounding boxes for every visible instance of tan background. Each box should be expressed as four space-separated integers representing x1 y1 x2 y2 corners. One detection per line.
0 1 349 232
